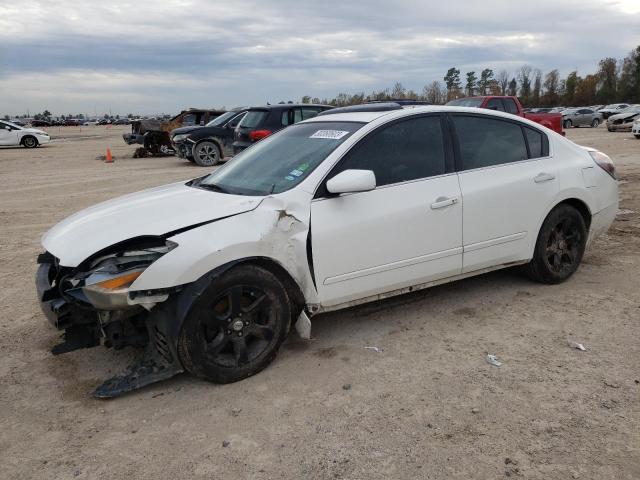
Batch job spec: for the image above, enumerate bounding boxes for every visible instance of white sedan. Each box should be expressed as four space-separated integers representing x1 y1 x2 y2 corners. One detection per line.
0 120 50 147
36 105 618 397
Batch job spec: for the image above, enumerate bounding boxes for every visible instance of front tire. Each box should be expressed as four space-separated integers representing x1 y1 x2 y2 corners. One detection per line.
591 118 599 128
523 204 587 284
193 141 221 167
22 136 38 148
563 119 572 129
178 265 292 384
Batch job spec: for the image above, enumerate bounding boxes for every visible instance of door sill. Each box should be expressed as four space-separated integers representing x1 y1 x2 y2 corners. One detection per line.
313 260 527 314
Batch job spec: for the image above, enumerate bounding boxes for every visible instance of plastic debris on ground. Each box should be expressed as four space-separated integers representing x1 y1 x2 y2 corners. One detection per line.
568 341 586 351
364 346 381 352
486 354 502 367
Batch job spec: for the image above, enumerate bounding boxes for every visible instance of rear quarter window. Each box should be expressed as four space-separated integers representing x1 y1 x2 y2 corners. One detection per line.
239 110 268 128
524 127 548 158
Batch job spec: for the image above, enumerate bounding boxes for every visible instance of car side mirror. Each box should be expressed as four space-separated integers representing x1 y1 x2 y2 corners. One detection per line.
326 169 376 195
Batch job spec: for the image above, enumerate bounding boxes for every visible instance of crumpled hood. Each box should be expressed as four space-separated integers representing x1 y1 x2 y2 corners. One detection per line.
42 181 262 267
170 125 202 136
608 112 639 122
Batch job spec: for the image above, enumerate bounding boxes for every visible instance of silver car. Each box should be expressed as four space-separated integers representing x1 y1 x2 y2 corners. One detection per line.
562 108 602 128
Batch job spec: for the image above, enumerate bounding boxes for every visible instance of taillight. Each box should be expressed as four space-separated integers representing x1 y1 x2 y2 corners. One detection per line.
249 129 272 141
589 150 616 180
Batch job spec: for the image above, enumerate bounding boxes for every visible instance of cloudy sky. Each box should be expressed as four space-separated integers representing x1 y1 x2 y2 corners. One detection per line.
1 0 639 116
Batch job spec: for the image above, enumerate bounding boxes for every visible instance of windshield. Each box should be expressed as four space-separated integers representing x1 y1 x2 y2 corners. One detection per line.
619 105 640 114
199 121 363 195
205 111 237 127
445 98 484 107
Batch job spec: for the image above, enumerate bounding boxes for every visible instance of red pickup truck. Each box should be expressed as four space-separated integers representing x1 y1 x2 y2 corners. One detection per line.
446 96 564 135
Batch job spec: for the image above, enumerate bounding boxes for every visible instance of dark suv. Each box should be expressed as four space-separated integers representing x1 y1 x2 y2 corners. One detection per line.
233 104 332 154
171 108 248 166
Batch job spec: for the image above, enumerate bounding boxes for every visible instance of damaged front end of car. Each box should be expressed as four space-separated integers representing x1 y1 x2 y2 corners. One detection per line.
35 238 184 398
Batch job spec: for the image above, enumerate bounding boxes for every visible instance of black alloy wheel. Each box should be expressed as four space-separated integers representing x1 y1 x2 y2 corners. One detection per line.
178 265 291 383
523 204 587 284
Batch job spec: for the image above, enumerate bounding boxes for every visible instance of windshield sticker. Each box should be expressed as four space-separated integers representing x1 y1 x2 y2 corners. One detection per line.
284 175 295 181
310 130 349 140
289 169 304 177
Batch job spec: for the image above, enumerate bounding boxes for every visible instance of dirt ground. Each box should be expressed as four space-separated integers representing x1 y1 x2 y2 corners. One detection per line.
0 125 638 480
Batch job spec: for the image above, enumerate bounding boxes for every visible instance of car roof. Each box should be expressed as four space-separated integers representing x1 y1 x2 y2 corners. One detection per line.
303 105 537 124
247 103 332 111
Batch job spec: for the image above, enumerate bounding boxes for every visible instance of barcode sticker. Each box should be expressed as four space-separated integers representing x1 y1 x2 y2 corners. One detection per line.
310 130 349 139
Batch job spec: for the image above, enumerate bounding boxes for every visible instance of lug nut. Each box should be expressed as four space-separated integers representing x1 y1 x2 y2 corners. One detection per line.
226 330 231 335
244 321 249 326
238 332 243 337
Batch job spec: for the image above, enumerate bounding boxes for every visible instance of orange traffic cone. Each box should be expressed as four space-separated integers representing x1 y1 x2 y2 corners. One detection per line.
105 147 113 163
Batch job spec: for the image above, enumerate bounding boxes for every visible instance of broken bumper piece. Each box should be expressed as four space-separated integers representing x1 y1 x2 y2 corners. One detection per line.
36 254 184 398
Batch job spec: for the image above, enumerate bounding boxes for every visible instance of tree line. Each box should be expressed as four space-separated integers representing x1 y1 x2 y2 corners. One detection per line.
302 45 640 108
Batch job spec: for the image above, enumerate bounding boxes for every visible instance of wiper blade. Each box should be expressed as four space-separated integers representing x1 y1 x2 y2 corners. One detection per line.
199 182 232 194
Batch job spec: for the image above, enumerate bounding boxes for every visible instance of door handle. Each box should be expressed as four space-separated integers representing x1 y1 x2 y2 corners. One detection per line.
534 173 555 183
430 196 458 209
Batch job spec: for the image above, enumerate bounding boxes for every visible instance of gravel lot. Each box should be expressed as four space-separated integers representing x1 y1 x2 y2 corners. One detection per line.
1 125 638 479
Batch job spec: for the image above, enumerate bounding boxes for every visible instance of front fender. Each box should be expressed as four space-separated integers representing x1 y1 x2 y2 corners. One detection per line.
130 197 317 303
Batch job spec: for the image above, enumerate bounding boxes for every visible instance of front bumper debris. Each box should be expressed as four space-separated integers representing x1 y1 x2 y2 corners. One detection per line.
36 253 184 398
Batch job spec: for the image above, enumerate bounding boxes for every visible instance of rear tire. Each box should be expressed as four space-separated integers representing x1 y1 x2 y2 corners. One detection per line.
178 265 291 384
522 204 587 284
591 119 599 128
22 136 38 148
193 141 221 167
563 119 572 129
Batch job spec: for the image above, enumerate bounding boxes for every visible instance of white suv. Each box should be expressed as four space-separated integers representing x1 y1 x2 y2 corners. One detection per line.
36 105 619 397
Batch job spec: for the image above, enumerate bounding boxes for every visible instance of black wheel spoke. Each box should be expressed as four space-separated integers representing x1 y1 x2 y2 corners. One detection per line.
231 337 249 365
244 293 267 314
229 287 243 317
205 331 230 356
248 324 274 341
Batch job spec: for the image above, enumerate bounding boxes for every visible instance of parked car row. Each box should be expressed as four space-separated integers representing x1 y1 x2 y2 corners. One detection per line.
170 104 333 166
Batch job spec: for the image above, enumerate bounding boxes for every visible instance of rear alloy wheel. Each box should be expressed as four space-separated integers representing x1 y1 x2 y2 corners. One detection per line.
22 136 38 148
193 141 221 167
178 266 291 383
563 119 572 129
591 118 600 128
523 205 587 284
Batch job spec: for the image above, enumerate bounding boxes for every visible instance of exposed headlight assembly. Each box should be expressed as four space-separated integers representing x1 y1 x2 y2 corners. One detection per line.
65 240 177 310
172 134 188 142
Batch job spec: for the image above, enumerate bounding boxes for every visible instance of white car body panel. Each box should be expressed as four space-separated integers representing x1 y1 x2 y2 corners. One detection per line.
42 182 262 267
41 106 619 313
310 174 462 307
458 155 559 272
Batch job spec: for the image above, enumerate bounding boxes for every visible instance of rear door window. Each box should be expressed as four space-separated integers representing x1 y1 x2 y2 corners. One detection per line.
452 115 528 170
327 115 446 188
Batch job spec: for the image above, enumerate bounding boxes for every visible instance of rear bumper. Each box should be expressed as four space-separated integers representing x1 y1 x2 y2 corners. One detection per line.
232 141 251 154
587 202 618 248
